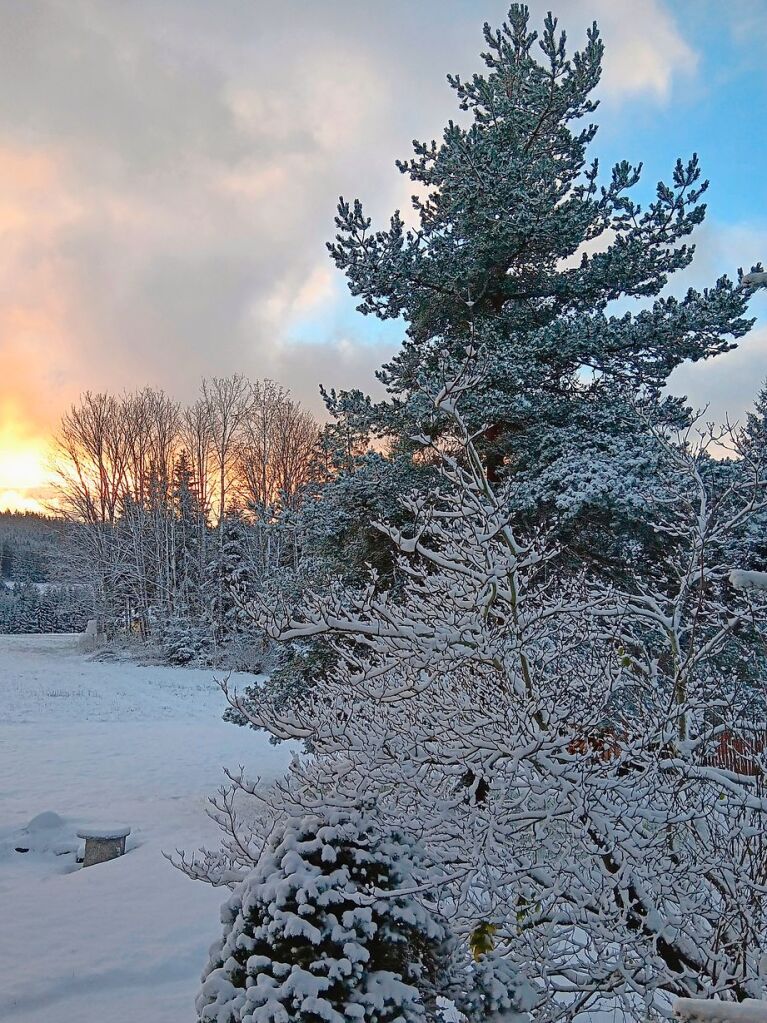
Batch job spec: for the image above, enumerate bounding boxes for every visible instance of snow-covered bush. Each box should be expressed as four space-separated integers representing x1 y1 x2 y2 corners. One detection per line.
161 615 211 665
196 807 520 1023
191 343 767 1022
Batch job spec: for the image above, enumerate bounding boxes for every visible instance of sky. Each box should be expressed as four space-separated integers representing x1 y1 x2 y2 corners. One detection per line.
0 0 766 512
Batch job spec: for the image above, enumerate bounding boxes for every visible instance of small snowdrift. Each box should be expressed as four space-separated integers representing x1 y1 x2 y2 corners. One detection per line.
0 633 293 1023
0 811 80 864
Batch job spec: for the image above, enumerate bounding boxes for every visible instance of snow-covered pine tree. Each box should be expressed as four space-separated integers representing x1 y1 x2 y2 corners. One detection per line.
10 579 39 633
196 806 523 1023
171 449 206 615
208 509 254 643
714 381 767 665
743 379 767 459
159 451 212 662
327 4 761 563
233 0 767 729
35 590 56 633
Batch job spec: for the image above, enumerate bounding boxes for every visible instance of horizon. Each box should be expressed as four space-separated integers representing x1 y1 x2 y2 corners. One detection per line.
1 0 766 513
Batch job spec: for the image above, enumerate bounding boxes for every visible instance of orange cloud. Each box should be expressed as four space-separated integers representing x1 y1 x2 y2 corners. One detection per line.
0 143 81 499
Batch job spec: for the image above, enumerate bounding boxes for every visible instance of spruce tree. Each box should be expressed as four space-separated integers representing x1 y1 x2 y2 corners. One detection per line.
170 452 206 612
0 540 12 579
210 509 253 642
160 451 211 662
197 808 522 1023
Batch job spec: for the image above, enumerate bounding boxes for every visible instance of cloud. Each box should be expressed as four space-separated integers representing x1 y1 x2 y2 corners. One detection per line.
0 0 730 484
568 0 697 101
670 324 767 429
664 217 767 425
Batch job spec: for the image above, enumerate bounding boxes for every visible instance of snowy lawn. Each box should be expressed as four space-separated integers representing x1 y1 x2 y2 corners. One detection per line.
0 633 292 1021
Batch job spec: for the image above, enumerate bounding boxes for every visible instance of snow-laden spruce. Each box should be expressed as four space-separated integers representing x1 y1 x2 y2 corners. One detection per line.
182 342 767 1023
196 807 526 1023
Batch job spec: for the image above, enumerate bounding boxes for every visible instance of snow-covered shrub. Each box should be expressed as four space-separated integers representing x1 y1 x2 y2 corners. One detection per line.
200 346 767 1021
458 953 530 1023
161 615 210 665
221 633 270 674
196 807 517 1023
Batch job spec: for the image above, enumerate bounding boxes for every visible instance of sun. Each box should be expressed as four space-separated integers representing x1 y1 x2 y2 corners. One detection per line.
0 489 47 513
0 428 52 513
0 445 45 490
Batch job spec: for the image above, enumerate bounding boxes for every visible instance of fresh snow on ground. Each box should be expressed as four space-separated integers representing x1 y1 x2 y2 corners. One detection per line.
0 633 293 1022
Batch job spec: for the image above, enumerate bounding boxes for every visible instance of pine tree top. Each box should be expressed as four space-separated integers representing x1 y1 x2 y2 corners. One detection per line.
327 4 756 440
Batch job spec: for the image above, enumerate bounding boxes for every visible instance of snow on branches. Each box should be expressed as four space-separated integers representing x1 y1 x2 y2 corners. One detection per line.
731 570 767 592
196 806 527 1023
178 343 767 1023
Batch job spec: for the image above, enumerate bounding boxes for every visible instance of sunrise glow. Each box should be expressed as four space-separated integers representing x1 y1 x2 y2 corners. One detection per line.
0 426 51 513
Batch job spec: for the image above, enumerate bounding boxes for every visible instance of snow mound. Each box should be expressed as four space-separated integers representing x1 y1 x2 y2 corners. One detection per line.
0 810 80 860
27 810 66 831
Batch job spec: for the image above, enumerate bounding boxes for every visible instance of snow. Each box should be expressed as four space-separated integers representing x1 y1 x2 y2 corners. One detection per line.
77 825 132 839
0 633 293 1022
741 271 767 289
730 569 767 591
674 999 767 1023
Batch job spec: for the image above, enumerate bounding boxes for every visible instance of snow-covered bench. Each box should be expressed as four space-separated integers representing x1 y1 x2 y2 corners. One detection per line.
76 825 131 867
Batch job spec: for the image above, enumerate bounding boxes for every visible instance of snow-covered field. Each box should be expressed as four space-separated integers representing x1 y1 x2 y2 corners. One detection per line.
0 633 292 1021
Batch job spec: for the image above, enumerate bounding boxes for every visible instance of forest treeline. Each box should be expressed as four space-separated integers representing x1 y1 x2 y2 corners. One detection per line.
1 511 66 582
45 374 375 664
0 511 93 634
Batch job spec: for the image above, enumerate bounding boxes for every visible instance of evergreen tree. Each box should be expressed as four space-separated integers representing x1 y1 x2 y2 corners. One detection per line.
36 591 56 633
197 807 523 1023
158 451 211 662
246 3 766 719
210 509 254 642
726 380 767 596
161 613 207 664
743 379 767 458
171 450 207 616
1 540 13 579
327 3 760 553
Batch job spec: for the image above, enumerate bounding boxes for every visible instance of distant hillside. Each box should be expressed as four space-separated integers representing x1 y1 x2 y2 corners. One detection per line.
0 512 94 632
0 511 72 583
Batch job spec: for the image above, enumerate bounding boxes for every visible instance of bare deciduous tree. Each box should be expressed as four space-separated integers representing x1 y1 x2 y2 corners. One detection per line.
201 375 253 526
51 377 320 642
237 380 319 513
